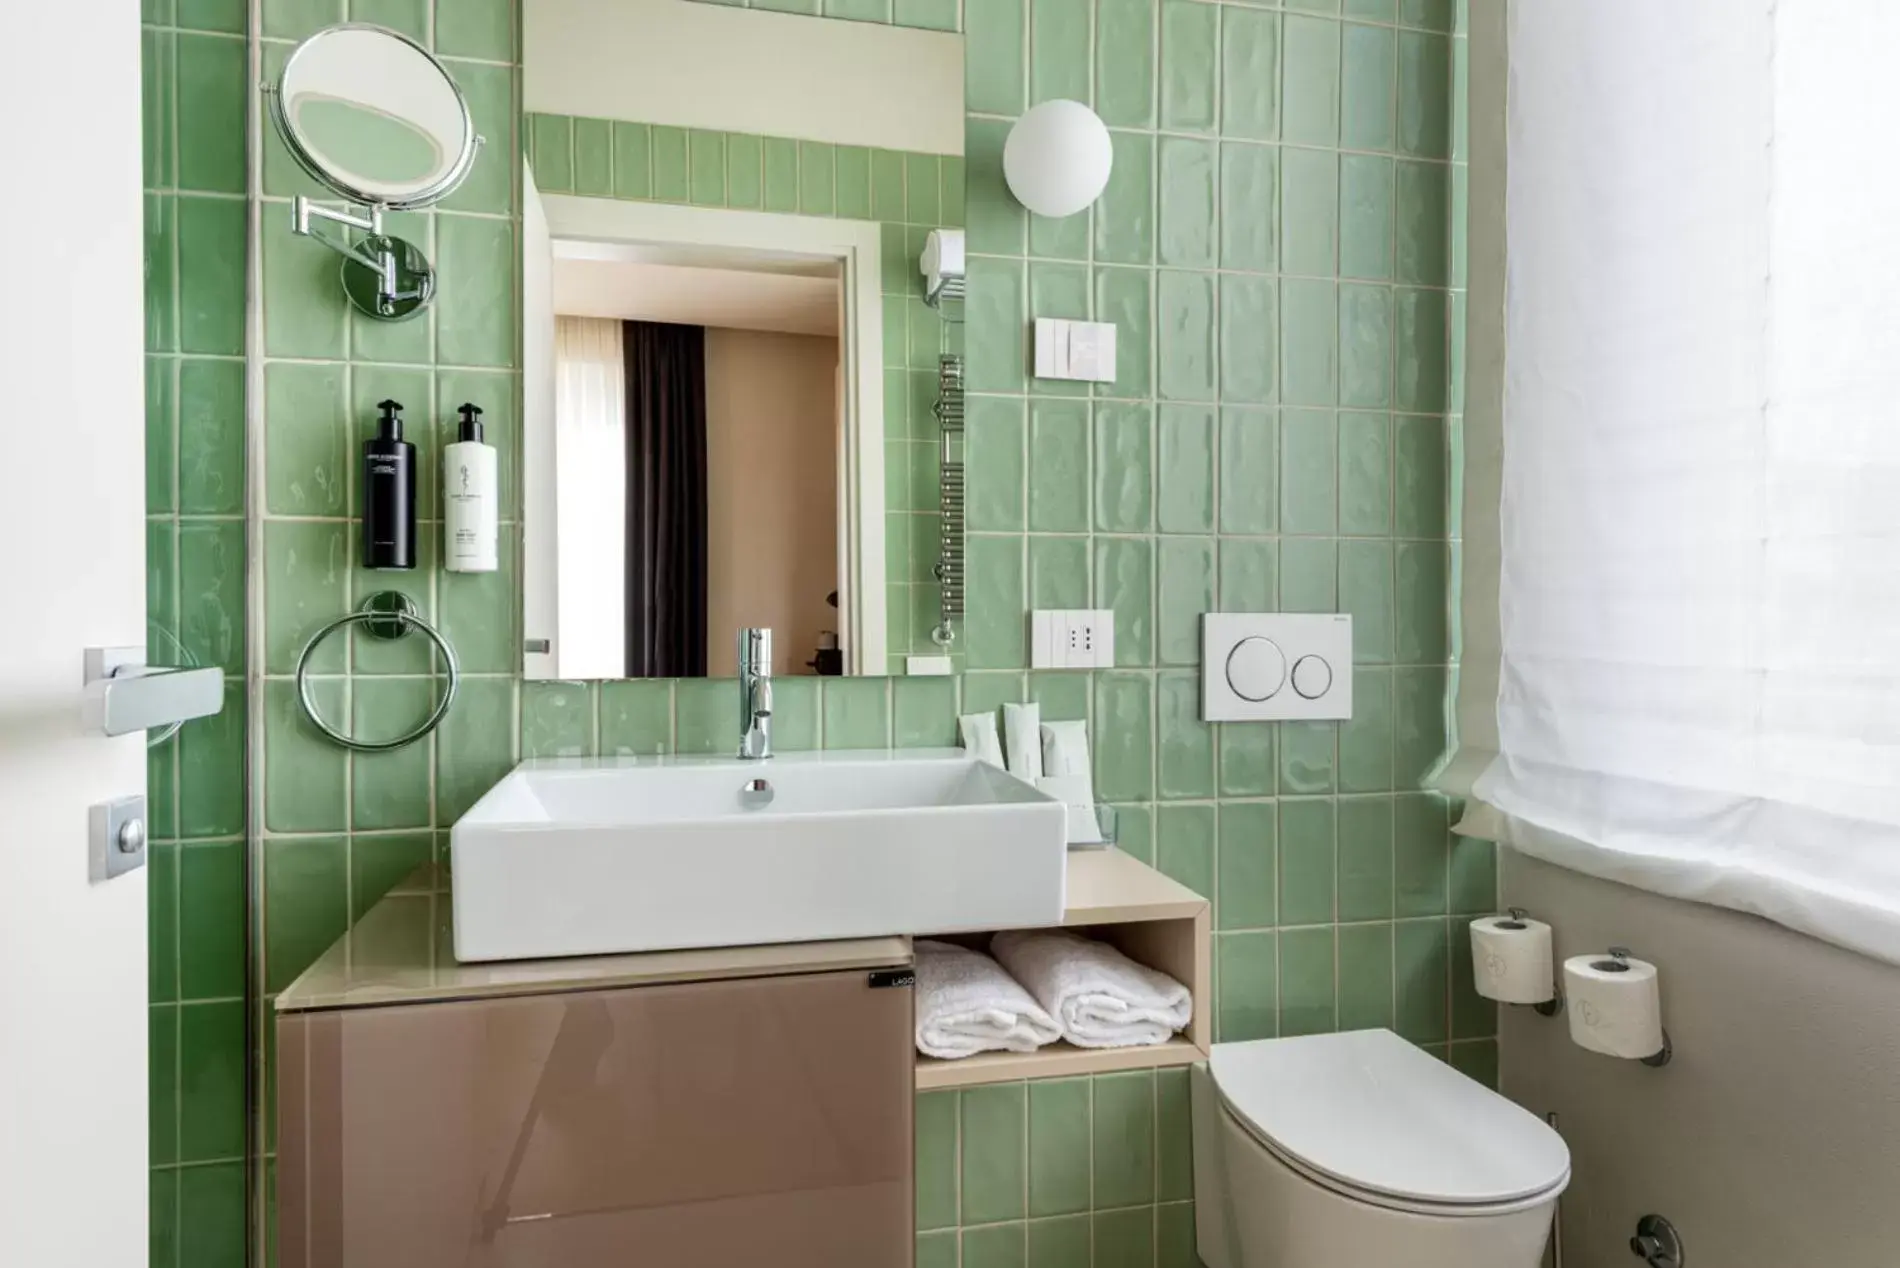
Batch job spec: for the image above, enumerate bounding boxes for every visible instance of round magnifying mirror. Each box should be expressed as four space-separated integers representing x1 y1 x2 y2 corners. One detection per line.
272 25 479 209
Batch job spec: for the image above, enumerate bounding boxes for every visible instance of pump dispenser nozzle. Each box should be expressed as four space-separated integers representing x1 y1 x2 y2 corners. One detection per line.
456 402 484 444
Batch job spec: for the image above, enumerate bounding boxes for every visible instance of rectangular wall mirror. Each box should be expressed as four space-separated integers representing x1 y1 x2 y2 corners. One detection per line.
520 0 966 680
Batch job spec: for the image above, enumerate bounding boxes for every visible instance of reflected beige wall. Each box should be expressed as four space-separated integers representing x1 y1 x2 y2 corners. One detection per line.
1500 850 1900 1268
704 328 839 676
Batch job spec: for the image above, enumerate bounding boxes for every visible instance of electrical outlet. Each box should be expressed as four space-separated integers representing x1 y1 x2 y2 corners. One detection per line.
1032 609 1115 668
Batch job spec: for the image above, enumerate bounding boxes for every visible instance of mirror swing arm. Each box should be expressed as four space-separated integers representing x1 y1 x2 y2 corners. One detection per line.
287 197 430 318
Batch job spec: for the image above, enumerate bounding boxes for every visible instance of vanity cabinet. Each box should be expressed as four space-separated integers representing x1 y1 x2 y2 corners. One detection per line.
279 960 915 1268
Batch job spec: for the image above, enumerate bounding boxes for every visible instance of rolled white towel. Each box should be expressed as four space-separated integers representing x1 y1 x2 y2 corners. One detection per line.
914 940 1061 1060
991 929 1192 1049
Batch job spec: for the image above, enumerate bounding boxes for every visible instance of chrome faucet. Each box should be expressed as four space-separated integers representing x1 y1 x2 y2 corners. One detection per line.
737 628 773 760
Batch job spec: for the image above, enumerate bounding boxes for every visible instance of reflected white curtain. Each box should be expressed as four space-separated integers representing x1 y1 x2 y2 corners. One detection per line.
554 317 628 679
1451 0 1900 964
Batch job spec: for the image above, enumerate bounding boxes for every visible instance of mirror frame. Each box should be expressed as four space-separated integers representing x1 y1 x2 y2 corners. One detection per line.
270 23 481 211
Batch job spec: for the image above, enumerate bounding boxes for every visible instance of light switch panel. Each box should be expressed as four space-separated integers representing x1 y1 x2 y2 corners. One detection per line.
1202 613 1352 721
1031 319 1118 383
1031 609 1115 668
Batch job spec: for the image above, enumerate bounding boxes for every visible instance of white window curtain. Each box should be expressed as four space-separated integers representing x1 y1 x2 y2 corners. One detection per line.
553 316 628 679
1449 0 1900 964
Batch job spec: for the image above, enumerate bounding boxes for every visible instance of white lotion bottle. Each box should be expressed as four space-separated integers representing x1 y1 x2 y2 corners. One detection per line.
443 402 498 572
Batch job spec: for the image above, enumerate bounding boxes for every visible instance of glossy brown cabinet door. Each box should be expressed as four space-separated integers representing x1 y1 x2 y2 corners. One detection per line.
278 969 914 1267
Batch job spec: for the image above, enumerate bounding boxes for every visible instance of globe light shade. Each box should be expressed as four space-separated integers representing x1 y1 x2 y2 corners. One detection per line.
1002 99 1114 219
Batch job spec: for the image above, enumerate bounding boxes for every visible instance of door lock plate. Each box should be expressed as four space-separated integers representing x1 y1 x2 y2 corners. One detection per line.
90 795 147 881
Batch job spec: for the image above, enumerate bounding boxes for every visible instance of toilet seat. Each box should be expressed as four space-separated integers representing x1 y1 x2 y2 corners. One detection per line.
1208 1029 1570 1218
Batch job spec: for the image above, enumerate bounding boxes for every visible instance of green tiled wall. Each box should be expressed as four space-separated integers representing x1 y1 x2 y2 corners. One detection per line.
143 2 250 1266
522 112 968 667
142 0 1479 1261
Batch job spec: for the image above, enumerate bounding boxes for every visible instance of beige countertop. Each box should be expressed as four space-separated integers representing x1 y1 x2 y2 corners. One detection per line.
275 865 914 1012
277 848 1206 1014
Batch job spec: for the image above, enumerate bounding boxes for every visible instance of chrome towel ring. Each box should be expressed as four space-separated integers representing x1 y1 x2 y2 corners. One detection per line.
295 591 460 752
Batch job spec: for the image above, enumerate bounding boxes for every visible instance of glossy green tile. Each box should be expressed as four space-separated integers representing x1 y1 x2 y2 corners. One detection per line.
178 840 243 1001
1156 270 1216 402
145 195 178 354
917 1089 959 1230
264 362 347 516
1029 400 1091 531
178 519 244 676
1153 1069 1194 1204
1158 535 1214 667
896 0 959 27
1280 926 1337 1035
598 680 672 756
1218 408 1276 535
887 676 952 748
1028 1215 1091 1268
918 1231 958 1268
1283 16 1343 147
437 523 518 673
434 677 516 822
1398 31 1452 158
1157 406 1215 533
670 678 732 755
262 519 347 674
1396 161 1450 286
1094 268 1153 398
1111 802 1155 865
570 118 612 198
1031 672 1091 727
1341 21 1398 152
179 999 245 1160
823 678 891 748
1279 799 1336 924
147 359 177 514
645 125 686 202
832 145 869 218
1393 415 1447 538
432 0 511 57
1450 834 1498 914
350 833 432 919
1396 541 1448 662
793 141 832 215
1032 0 1091 104
967 0 1027 115
965 1223 1027 1268
350 0 426 36
1281 280 1339 408
1339 665 1395 791
1094 1070 1156 1208
264 679 347 832
969 396 1027 530
610 122 651 200
1394 791 1449 916
1218 716 1276 796
180 0 247 30
1279 408 1336 535
435 215 515 367
1096 0 1156 127
1450 1038 1500 1089
1157 666 1214 792
1394 917 1450 1042
1093 402 1153 532
1217 801 1277 929
521 681 594 758
1394 665 1448 785
681 129 724 206
1094 537 1153 666
1095 1207 1156 1268
150 1005 178 1167
264 835 346 992
176 1160 244 1268
1278 537 1337 613
1030 536 1091 609
442 62 516 216
1157 804 1215 899
1219 143 1278 273
1339 285 1394 409
825 0 889 17
1094 131 1155 265
1160 0 1217 132
1337 795 1396 920
963 1083 1028 1223
966 256 1026 394
1094 672 1155 801
1219 275 1277 406
177 685 245 837
1281 147 1339 279
1338 411 1392 535
1028 1078 1090 1216
1217 930 1278 1041
529 114 573 192
1340 155 1396 281
766 678 818 752
177 196 245 356
1157 137 1216 269
942 156 967 228
967 535 1028 668
1031 258 1090 328
1340 540 1395 664
1338 922 1396 1030
1157 1202 1198 1268
1219 6 1280 142
1345 0 1397 17
175 34 245 195
871 148 907 223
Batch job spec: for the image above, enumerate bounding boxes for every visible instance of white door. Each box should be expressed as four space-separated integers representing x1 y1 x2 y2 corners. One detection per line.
0 3 152 1264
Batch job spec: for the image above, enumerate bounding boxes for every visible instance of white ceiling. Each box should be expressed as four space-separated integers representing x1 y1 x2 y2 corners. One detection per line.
552 257 840 337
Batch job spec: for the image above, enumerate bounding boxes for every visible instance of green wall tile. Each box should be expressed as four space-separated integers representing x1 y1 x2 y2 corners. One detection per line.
1030 536 1090 609
1028 1078 1090 1216
598 681 674 755
179 999 245 1160
690 129 728 206
1396 160 1450 286
1094 536 1153 666
895 0 959 30
435 215 516 367
521 681 594 757
1094 672 1154 801
1339 285 1394 409
262 0 339 42
1280 408 1337 535
1394 286 1447 412
1218 716 1275 796
572 117 613 197
1280 926 1337 1035
350 0 427 37
150 1006 178 1166
177 687 245 837
964 1223 1027 1268
176 1161 244 1268
1095 0 1156 127
826 0 891 19
1281 280 1339 407
1339 665 1395 790
1341 155 1396 281
1159 0 1217 132
1029 401 1090 532
1028 1215 1091 1268
1093 268 1152 398
1157 137 1216 269
1217 930 1278 1041
1340 539 1396 663
350 834 433 918
1156 804 1215 899
264 679 347 831
176 34 245 195
1393 415 1447 537
1394 917 1450 1043
179 840 244 1000
1398 31 1452 158
1341 21 1398 152
918 1230 958 1268
1279 537 1337 612
1338 921 1396 1029
1218 408 1277 535
442 61 517 215
1218 275 1276 405
177 196 246 356
1279 798 1336 924
180 0 247 30
824 677 892 747
434 0 513 61
1156 270 1215 402
263 836 347 992
1031 0 1090 104
1094 1207 1155 1268
917 1089 959 1230
1093 1071 1156 1208
962 1083 1027 1223
1337 795 1396 921
434 677 516 822
966 0 1027 115
1157 406 1214 533
529 114 573 192
834 145 871 217
1281 147 1340 279
967 535 1027 667
1220 6 1280 141
264 361 348 516
1094 131 1155 265
613 122 652 199
967 258 1027 394
1217 801 1277 929
1283 15 1343 146
178 519 244 675
1219 143 1279 273
652 126 690 202
1156 666 1213 791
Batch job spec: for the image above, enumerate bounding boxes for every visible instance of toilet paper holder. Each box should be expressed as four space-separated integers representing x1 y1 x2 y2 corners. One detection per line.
1593 947 1674 1068
1498 908 1564 1018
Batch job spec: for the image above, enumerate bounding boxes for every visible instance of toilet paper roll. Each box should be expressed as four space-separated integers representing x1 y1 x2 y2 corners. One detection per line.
1563 953 1665 1060
1469 915 1556 1005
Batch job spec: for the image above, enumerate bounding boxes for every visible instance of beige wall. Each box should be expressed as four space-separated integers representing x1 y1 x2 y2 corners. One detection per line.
1500 850 1900 1268
703 328 839 677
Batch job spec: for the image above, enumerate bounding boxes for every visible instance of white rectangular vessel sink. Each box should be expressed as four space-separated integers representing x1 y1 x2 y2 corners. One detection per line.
450 750 1069 962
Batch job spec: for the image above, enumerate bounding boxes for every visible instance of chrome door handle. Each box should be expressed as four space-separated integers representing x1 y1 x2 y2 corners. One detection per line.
83 646 226 737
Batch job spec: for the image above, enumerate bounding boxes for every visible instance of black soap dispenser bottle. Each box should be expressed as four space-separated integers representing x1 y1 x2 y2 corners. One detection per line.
363 399 417 570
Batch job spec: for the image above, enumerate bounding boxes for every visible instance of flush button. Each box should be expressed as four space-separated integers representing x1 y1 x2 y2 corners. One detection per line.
1226 636 1287 702
1291 654 1333 700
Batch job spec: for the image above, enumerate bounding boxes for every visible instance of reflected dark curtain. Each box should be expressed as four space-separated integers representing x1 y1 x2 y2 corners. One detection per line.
622 320 708 677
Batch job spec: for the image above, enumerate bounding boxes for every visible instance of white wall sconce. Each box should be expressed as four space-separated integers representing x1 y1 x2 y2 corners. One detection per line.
1003 100 1113 219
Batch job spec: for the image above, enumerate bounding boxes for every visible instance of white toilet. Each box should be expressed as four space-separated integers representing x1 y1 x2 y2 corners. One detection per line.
1191 1028 1570 1268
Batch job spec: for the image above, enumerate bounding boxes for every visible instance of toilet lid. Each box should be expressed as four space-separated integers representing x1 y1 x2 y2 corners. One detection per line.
1210 1029 1571 1207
